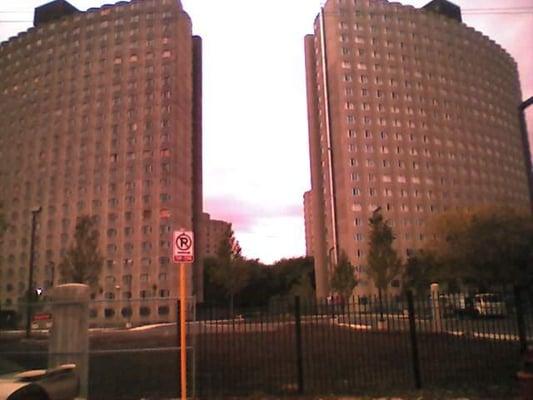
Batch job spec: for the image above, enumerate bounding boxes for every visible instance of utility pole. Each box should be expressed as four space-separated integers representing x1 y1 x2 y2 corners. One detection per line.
25 206 41 338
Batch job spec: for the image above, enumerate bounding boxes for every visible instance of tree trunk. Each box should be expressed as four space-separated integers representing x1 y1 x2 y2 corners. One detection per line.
229 293 234 319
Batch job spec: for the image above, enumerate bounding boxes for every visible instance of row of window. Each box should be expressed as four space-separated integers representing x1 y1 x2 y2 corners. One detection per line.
90 304 170 319
102 288 171 299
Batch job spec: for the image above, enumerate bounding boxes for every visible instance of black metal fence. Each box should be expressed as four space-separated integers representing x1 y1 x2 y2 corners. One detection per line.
1 289 531 399
194 288 532 397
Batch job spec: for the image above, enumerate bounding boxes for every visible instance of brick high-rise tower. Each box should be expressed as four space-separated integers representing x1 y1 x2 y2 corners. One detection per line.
0 0 203 324
305 0 531 298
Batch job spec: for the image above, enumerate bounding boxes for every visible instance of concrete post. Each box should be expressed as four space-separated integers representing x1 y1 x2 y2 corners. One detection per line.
48 284 90 399
430 283 442 332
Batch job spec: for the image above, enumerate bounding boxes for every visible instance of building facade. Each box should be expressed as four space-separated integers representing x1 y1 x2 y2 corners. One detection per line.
305 0 531 298
0 0 203 324
200 213 232 258
303 191 314 257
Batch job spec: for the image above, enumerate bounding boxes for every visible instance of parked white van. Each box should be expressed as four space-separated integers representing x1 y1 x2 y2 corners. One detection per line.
473 293 506 317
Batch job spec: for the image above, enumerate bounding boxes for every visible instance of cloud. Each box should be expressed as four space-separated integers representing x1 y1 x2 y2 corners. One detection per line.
204 195 303 232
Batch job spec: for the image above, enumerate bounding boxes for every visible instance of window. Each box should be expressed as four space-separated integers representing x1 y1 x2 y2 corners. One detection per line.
140 306 151 316
142 257 152 267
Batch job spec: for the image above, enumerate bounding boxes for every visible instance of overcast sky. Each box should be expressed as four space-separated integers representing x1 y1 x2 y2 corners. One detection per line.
1 0 532 263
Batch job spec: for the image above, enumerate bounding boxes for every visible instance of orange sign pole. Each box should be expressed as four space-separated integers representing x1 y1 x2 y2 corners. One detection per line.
180 262 187 400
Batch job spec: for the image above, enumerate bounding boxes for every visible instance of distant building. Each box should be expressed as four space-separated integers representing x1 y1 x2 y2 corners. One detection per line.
303 191 314 257
0 0 203 324
201 213 235 258
305 0 531 298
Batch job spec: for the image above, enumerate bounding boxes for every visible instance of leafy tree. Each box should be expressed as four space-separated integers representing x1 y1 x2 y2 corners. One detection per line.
237 258 276 308
271 256 315 296
208 226 249 316
236 256 315 307
203 256 229 305
366 208 402 316
330 251 357 301
204 254 316 308
58 216 104 288
290 273 315 301
425 206 533 290
402 251 441 296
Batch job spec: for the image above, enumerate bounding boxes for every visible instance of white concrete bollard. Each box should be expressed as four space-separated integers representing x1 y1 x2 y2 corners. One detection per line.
48 283 90 399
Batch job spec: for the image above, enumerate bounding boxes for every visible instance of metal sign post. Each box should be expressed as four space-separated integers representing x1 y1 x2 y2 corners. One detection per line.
179 262 187 400
173 230 194 400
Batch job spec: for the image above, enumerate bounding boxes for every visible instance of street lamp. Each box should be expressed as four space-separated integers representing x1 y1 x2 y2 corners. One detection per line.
25 206 42 338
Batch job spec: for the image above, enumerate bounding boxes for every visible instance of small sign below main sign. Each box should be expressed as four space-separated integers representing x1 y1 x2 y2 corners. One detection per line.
173 230 194 263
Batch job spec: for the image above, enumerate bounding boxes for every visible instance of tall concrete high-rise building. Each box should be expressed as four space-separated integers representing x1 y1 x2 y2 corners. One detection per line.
0 0 203 324
304 0 532 298
303 191 314 257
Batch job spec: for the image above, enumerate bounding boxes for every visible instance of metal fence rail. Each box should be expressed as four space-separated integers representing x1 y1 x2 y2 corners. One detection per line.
194 288 532 397
1 289 531 399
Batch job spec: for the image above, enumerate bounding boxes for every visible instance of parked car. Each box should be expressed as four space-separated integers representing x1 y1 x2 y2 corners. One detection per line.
0 364 79 400
473 293 507 317
438 294 477 317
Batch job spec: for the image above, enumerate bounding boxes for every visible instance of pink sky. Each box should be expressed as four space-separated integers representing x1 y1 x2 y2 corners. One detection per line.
1 0 532 263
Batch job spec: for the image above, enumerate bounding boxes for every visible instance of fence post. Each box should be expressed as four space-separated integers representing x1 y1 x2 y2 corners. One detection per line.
430 283 442 332
293 296 304 394
514 286 528 354
406 290 422 389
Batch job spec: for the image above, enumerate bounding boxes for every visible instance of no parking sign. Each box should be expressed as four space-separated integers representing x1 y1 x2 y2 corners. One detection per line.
172 230 194 263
